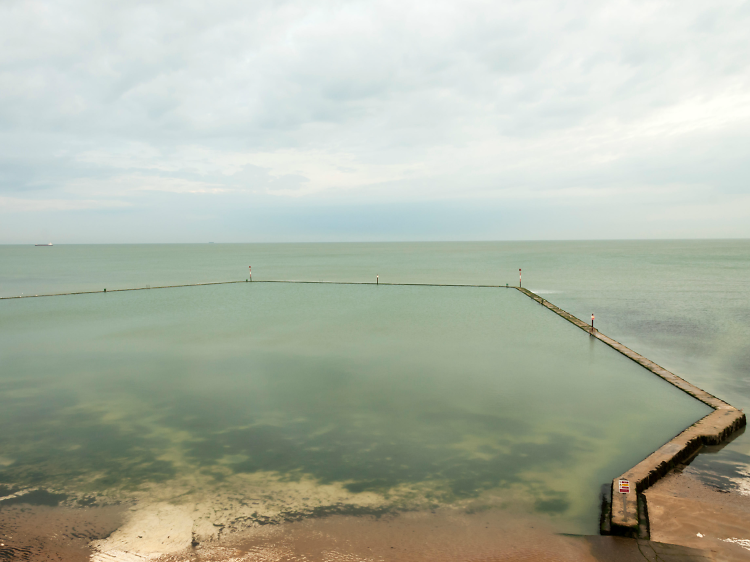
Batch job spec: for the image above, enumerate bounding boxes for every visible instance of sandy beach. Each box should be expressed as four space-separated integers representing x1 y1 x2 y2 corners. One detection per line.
1 500 722 562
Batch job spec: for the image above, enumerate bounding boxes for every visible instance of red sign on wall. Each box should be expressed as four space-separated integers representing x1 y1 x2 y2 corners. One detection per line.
618 479 630 494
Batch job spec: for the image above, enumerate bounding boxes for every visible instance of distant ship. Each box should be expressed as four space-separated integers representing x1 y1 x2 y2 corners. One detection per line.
35 243 53 246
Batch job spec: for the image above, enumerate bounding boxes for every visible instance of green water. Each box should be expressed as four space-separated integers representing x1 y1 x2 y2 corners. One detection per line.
1 241 746 533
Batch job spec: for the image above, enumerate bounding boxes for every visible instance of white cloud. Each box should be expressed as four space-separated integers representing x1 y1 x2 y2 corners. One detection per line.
67 175 228 195
0 196 129 212
1 0 749 239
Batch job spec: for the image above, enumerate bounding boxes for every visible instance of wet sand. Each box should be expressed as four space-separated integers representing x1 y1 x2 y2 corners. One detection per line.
154 508 712 562
0 504 124 562
645 468 750 561
0 499 725 561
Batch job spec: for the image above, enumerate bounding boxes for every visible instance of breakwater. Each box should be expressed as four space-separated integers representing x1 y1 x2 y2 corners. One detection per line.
3 278 744 539
517 287 746 538
0 279 504 300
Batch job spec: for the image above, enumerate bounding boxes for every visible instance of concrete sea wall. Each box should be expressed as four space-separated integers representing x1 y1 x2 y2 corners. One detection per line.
516 287 747 538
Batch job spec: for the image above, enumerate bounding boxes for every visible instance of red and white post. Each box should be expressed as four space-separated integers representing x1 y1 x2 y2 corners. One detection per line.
519 268 522 288
249 265 252 282
591 313 595 330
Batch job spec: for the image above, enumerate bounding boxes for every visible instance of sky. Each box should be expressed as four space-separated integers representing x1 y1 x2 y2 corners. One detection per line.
1 0 749 243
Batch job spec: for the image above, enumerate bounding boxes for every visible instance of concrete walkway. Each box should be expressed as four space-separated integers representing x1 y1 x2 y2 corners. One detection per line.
516 287 746 539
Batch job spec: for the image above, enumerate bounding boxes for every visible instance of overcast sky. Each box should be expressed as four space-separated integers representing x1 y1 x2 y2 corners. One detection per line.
1 0 749 242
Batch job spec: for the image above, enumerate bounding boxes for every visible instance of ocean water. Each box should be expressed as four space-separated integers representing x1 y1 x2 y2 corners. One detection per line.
0 240 747 539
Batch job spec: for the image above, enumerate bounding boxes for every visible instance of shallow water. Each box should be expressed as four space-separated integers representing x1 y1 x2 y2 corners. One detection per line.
0 244 719 541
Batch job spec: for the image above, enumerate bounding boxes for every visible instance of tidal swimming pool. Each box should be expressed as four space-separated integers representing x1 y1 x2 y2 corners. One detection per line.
0 282 710 536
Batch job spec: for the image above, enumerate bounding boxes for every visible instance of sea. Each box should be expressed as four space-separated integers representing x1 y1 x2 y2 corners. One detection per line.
0 240 748 556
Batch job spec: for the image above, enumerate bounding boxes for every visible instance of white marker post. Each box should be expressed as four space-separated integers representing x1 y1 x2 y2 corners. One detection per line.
249 265 252 282
519 268 522 288
376 275 379 285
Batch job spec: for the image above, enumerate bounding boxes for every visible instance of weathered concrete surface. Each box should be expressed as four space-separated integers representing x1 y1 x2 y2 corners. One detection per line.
610 408 745 536
516 287 747 538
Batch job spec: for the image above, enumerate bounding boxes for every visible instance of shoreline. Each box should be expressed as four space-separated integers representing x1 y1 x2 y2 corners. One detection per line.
1 501 727 561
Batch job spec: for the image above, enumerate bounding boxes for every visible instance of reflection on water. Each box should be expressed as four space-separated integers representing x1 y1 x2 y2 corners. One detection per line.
0 282 710 540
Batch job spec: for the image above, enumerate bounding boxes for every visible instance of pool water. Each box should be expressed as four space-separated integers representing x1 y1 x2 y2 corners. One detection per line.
0 277 710 535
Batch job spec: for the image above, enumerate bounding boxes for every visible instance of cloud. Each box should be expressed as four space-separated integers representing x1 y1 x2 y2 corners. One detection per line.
1 0 749 240
67 174 228 195
0 195 129 212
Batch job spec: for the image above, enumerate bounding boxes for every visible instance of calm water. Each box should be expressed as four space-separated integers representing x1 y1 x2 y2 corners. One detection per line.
0 241 747 536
